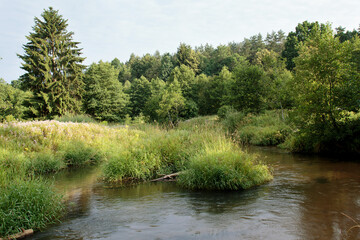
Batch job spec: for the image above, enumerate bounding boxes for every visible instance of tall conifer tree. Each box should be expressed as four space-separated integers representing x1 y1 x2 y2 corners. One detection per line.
18 7 85 118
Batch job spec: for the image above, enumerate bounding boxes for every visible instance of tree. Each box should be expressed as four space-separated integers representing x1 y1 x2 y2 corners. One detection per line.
0 79 31 121
176 43 200 73
254 49 294 114
238 34 266 63
128 76 151 117
143 78 166 121
129 53 161 80
83 61 129 121
335 26 359 42
197 67 233 115
169 64 196 100
18 7 85 118
157 80 185 126
225 64 266 113
111 58 121 69
159 53 175 81
282 21 325 70
265 30 286 55
293 24 360 152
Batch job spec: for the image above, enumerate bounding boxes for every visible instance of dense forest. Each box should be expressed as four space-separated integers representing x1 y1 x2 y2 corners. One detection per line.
1 7 360 154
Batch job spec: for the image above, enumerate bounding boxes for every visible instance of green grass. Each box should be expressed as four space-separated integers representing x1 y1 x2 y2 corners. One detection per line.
0 117 274 237
178 149 273 190
102 116 273 190
0 177 64 237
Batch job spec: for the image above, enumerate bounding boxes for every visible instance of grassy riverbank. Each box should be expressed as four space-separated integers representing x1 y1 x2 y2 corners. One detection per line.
0 118 272 237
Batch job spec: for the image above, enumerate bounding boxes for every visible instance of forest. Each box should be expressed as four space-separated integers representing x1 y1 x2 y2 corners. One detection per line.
1 7 360 238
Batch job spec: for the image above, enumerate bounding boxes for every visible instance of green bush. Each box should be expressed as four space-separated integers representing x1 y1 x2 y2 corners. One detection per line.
0 178 64 237
178 149 273 190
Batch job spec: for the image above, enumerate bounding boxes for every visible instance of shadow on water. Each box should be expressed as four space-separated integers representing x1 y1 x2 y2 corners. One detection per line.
31 147 360 240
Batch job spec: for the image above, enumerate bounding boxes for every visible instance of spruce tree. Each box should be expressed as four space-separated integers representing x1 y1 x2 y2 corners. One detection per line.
18 7 85 118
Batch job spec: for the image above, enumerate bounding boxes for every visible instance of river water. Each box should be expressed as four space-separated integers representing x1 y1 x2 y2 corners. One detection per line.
31 147 360 240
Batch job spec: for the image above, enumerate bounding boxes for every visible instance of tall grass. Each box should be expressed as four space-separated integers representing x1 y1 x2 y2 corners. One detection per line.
178 149 273 190
0 177 64 237
102 116 273 190
0 118 274 237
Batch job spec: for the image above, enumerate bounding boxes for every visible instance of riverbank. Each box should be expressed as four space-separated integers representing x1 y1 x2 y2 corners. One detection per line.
0 118 272 237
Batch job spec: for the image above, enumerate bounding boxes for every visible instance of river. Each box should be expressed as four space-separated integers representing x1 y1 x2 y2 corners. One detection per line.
30 147 360 240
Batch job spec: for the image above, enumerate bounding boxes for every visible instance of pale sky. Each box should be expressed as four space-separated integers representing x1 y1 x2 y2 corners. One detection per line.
1 0 359 83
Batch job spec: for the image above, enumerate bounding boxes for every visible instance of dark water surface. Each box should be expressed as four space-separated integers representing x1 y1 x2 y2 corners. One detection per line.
31 147 360 240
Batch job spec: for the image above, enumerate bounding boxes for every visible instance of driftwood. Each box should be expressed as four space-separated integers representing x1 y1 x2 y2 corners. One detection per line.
151 172 181 182
0 229 33 240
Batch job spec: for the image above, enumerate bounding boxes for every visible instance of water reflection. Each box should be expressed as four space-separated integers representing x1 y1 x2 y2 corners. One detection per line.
31 147 360 240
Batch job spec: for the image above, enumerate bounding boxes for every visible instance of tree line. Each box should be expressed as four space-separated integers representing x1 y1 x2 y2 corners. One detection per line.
1 7 359 153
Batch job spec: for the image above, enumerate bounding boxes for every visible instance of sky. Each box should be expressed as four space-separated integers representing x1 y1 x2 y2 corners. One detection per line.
1 0 360 83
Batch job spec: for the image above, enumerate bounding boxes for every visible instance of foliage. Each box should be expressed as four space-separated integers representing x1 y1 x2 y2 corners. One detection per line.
18 7 85 118
0 79 31 121
128 76 151 117
176 43 200 73
157 80 185 125
282 21 325 70
83 61 129 121
102 116 273 190
291 24 360 153
143 78 166 121
224 64 266 113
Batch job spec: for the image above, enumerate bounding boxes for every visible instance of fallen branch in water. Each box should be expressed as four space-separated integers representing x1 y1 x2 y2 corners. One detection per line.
0 229 33 240
151 172 181 182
